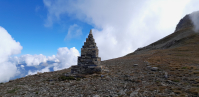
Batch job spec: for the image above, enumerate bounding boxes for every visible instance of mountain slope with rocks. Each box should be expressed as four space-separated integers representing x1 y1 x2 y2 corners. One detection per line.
1 13 199 97
129 14 196 55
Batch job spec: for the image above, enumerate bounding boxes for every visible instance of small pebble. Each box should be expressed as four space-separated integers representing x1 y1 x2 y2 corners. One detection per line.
151 67 158 71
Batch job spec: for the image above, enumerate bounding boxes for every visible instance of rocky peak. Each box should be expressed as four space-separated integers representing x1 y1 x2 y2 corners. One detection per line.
175 14 194 32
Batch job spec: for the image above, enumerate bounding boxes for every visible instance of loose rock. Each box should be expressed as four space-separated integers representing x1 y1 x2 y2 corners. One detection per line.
151 67 158 71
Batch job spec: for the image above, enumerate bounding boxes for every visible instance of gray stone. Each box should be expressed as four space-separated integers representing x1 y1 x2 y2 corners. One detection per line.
130 88 140 97
147 66 151 69
119 89 127 95
133 64 138 66
151 67 158 71
164 72 168 79
93 95 100 97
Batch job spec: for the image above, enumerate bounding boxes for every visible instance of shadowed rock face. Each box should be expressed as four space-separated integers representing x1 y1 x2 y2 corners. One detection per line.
71 30 101 74
175 15 194 32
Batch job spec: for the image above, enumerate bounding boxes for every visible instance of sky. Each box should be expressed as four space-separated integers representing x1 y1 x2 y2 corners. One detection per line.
0 0 199 83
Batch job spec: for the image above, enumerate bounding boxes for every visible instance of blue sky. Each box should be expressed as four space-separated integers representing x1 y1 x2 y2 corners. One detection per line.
0 0 199 82
0 0 92 57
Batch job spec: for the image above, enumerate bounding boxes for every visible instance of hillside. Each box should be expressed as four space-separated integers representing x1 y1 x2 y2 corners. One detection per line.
1 14 199 96
127 14 196 56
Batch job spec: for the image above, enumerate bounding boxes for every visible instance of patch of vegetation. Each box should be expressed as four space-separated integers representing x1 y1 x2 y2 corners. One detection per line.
35 92 38 94
7 88 19 93
181 67 187 69
76 78 81 81
172 79 180 82
58 75 76 81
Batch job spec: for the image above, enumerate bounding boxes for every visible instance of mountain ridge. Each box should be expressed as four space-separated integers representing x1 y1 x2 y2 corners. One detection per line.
127 13 197 56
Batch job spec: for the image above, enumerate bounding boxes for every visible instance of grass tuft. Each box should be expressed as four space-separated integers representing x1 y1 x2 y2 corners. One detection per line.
181 67 187 69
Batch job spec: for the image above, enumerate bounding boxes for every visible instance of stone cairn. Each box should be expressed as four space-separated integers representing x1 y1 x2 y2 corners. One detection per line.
71 29 101 74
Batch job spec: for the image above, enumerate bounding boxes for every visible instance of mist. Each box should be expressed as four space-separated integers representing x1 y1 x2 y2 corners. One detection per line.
189 11 199 32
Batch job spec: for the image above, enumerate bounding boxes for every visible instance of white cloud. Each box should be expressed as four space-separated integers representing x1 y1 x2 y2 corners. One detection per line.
43 0 199 60
0 26 23 82
14 47 79 70
21 65 24 68
189 11 199 32
27 47 80 72
43 0 77 27
54 47 80 71
10 54 48 66
47 55 59 62
27 66 50 75
10 47 79 76
65 24 82 40
0 62 18 82
21 54 47 66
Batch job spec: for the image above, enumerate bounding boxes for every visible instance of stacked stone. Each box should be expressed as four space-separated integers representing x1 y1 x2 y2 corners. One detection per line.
71 30 101 74
78 30 101 66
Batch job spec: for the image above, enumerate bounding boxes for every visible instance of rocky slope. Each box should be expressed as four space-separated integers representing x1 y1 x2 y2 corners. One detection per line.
129 14 196 56
1 13 199 97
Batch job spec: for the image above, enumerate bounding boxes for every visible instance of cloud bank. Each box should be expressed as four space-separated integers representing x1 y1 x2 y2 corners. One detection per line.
189 11 199 32
0 26 23 82
20 54 47 66
43 0 199 60
9 47 79 77
27 66 50 75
